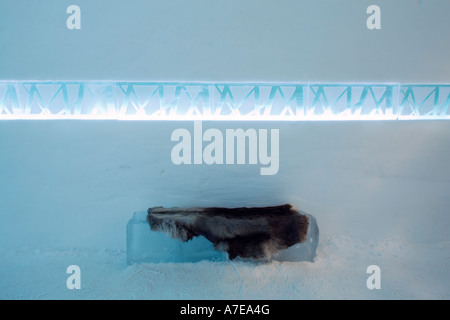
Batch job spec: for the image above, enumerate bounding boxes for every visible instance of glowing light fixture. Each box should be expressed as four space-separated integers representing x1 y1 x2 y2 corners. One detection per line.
0 81 448 120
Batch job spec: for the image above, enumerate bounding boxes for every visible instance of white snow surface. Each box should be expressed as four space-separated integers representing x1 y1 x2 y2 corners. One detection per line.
1 236 449 300
0 120 449 299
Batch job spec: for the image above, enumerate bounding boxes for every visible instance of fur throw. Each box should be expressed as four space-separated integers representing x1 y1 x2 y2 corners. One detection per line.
147 204 309 260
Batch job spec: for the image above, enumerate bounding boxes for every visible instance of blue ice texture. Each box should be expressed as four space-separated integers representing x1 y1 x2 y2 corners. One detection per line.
126 211 319 265
126 212 225 264
1 81 449 120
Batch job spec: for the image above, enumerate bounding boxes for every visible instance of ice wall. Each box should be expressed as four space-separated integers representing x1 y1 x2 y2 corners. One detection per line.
1 0 450 83
0 120 449 252
0 0 449 300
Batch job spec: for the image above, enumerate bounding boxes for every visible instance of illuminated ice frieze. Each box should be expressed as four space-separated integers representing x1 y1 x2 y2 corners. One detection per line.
0 82 449 120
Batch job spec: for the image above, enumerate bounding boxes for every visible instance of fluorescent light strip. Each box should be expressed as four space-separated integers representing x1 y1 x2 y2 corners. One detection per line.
0 82 449 120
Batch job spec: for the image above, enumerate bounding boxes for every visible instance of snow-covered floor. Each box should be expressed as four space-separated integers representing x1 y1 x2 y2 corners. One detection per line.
1 121 449 299
1 235 449 299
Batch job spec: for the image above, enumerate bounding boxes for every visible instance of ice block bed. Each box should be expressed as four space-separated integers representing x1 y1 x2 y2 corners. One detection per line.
127 205 319 265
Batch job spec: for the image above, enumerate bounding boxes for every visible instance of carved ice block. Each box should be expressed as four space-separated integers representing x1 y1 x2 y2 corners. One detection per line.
126 211 225 265
126 207 319 265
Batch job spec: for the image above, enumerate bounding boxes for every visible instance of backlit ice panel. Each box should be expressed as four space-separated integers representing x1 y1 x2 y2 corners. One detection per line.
1 82 449 120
